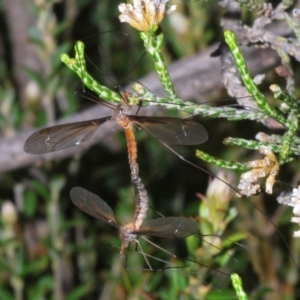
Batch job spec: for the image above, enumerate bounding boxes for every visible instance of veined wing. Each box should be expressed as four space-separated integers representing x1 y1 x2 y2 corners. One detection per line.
137 217 198 238
24 117 111 154
70 187 119 228
130 116 208 145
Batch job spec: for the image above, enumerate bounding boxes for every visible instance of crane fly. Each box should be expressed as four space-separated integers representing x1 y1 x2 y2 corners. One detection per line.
24 92 208 228
23 92 208 155
70 186 199 268
70 187 233 284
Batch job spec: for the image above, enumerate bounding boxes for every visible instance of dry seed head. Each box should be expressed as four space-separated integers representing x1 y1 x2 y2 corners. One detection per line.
237 146 279 197
260 145 273 156
293 230 300 238
237 179 261 197
255 132 276 143
290 188 300 215
292 218 300 236
265 174 275 194
276 185 300 237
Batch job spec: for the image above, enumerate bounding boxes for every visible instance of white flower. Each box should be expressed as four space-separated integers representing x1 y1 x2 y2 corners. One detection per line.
118 0 176 32
289 188 300 215
285 187 300 237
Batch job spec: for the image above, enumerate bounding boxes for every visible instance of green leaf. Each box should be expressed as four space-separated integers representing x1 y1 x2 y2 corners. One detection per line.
66 285 91 300
0 287 14 300
31 180 50 200
22 68 45 89
21 256 49 276
24 190 38 217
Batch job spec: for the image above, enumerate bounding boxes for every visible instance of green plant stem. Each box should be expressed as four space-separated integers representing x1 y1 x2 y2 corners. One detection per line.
196 150 249 170
224 30 289 128
132 83 269 120
223 137 300 156
271 85 299 163
140 32 177 99
231 273 248 300
61 41 122 104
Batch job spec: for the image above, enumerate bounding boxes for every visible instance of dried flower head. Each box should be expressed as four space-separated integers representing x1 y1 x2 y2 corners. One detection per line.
287 187 300 237
237 146 279 197
276 183 300 238
118 0 176 32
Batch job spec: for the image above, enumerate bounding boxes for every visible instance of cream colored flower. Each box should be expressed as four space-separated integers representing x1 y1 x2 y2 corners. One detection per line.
118 0 176 32
1 200 17 226
206 171 234 205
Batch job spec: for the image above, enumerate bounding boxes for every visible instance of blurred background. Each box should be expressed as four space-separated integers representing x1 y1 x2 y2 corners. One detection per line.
0 0 300 299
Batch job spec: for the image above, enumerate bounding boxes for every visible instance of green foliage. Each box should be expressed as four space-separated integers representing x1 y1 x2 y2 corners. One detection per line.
2 0 300 299
231 273 248 300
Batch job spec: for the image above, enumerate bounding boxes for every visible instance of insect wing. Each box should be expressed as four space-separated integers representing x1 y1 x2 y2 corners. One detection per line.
130 116 208 145
24 118 111 154
138 217 198 238
70 187 118 228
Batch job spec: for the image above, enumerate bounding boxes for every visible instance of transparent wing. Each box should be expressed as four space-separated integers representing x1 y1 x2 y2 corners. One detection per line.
138 217 198 238
24 117 111 154
130 116 208 145
70 187 118 228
